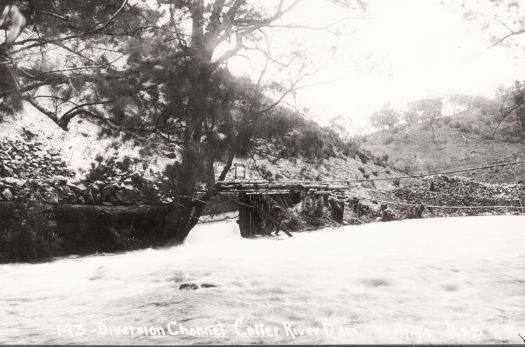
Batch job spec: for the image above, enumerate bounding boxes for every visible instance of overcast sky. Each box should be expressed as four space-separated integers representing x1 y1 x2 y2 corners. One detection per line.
227 0 525 134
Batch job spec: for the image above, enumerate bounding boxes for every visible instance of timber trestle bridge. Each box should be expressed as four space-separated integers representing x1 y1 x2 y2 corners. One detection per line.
215 157 525 238
215 180 355 238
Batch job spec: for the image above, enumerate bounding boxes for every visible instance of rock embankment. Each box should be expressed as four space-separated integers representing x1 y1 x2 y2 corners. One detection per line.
0 137 167 206
0 175 167 206
392 175 525 216
0 137 73 179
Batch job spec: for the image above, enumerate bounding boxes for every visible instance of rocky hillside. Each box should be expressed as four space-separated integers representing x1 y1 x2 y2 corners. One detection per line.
0 136 73 180
0 107 403 208
0 134 167 206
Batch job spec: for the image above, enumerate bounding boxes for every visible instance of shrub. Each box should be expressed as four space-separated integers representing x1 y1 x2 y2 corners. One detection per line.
441 116 452 124
85 155 142 183
358 152 368 164
383 136 394 145
458 123 472 133
259 165 273 180
358 167 366 174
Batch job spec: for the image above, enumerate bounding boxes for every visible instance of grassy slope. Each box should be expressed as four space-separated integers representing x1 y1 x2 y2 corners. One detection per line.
360 115 525 184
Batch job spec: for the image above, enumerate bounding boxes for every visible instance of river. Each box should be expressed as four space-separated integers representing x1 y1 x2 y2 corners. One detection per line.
0 215 524 344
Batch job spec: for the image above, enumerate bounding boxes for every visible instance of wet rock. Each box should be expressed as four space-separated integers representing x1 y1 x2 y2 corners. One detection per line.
57 185 76 203
42 187 59 205
82 187 96 204
15 188 34 202
179 283 199 290
115 185 142 205
164 151 177 159
102 184 117 197
200 283 218 289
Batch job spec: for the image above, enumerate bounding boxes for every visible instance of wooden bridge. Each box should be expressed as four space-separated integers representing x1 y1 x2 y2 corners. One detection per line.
216 180 349 238
211 158 525 238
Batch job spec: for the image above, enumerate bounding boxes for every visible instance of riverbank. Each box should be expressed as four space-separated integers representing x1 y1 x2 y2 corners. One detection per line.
1 128 523 263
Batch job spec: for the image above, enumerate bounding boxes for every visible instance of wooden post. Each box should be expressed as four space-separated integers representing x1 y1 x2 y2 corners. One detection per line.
238 193 252 238
329 197 345 224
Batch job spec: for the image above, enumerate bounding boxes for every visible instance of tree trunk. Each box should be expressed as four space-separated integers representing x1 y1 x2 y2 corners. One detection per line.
161 0 237 244
519 112 525 152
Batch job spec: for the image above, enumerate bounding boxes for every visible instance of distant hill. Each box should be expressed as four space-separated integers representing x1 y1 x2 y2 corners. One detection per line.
359 112 525 184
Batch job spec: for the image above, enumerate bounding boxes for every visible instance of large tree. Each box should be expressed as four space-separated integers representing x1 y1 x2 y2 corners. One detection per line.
0 0 362 243
369 103 400 132
491 81 525 149
408 97 442 144
463 0 525 150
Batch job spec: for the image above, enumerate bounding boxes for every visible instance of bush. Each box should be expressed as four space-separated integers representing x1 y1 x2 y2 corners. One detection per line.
258 164 273 180
458 123 472 133
85 155 142 183
451 121 462 128
358 152 368 164
401 163 417 175
358 167 366 174
383 136 394 145
441 116 452 125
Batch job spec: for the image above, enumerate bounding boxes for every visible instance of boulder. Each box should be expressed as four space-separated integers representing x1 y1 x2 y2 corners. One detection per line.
115 185 142 205
82 187 96 204
54 176 68 186
2 177 24 188
0 150 12 160
47 149 60 157
1 188 14 201
102 184 118 197
67 182 87 194
0 163 14 177
41 187 59 205
179 283 199 290
200 283 218 289
57 185 76 203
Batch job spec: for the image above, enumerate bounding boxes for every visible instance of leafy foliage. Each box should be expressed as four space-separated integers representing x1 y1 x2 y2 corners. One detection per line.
369 103 400 131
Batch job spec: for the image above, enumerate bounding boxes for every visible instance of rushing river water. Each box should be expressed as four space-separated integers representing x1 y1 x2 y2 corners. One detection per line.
0 215 524 344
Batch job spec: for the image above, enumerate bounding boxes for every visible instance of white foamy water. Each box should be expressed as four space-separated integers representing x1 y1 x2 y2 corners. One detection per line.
0 216 524 344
